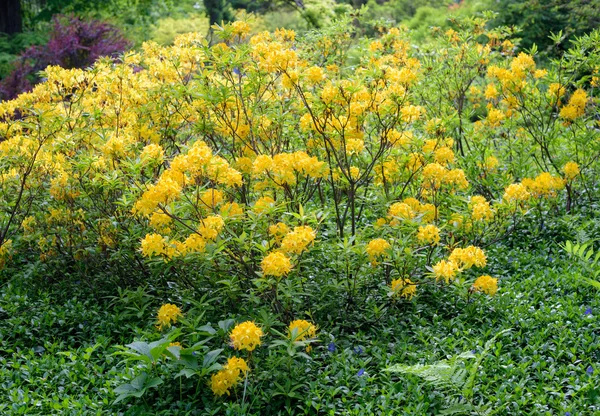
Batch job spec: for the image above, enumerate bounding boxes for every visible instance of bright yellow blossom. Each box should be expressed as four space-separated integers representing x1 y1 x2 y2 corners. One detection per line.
156 303 183 330
230 321 264 351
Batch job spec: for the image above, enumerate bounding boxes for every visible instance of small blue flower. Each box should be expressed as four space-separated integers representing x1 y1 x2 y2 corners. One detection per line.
328 342 336 352
587 365 594 375
233 67 241 76
354 346 363 355
565 412 571 416
585 307 592 315
357 368 365 377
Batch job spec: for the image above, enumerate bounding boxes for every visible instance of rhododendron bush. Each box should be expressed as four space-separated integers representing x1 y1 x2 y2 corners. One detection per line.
0 16 598 310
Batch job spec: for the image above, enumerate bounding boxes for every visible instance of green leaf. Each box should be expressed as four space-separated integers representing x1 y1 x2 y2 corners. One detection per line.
203 348 223 368
197 324 216 335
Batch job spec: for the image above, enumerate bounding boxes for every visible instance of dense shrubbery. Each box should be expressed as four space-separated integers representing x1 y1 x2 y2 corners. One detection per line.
0 14 599 414
0 14 129 100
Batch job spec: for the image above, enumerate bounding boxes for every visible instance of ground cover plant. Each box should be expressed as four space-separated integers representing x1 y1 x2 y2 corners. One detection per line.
0 13 599 415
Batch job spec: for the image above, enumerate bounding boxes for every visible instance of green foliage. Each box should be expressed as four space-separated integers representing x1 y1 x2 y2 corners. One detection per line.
0 31 46 78
387 328 511 415
490 0 600 57
563 240 600 287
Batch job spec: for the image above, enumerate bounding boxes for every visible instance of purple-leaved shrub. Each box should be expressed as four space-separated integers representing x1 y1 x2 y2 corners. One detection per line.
0 14 130 100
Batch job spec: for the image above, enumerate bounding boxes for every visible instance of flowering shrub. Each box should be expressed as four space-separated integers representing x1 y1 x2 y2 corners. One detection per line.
0 16 599 408
0 16 597 300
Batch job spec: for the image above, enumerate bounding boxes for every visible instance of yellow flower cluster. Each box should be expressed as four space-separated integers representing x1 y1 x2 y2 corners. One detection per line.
230 321 264 351
432 260 458 283
390 278 417 300
421 163 469 190
448 246 487 269
261 251 293 277
133 141 242 218
487 108 505 127
386 198 436 225
472 275 498 295
366 238 391 263
200 189 224 209
253 196 276 213
156 303 183 330
280 226 316 254
432 246 486 283
140 143 165 164
559 89 587 120
487 53 536 89
268 222 290 240
503 183 530 203
252 151 327 186
417 225 440 245
288 319 317 341
198 215 225 240
470 196 494 222
140 232 207 259
210 356 250 396
563 161 580 180
522 172 564 197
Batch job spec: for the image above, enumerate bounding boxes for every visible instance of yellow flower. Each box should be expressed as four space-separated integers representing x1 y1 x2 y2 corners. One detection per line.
448 246 487 269
253 196 276 213
422 163 447 186
181 234 206 254
141 233 166 257
230 321 264 351
432 260 458 283
483 156 499 171
388 202 414 220
268 222 289 240
487 109 505 127
434 147 454 165
156 303 183 330
140 143 165 164
280 225 316 254
374 217 387 229
390 278 417 300
503 183 530 203
220 202 244 218
417 225 440 245
288 319 317 341
472 275 498 295
346 139 364 155
210 356 250 396
563 161 580 180
261 251 293 277
472 202 493 222
366 238 391 263
200 188 224 209
198 215 224 240
559 89 587 120
231 21 251 37
484 84 498 100
522 172 564 197
305 66 325 84
0 239 12 268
